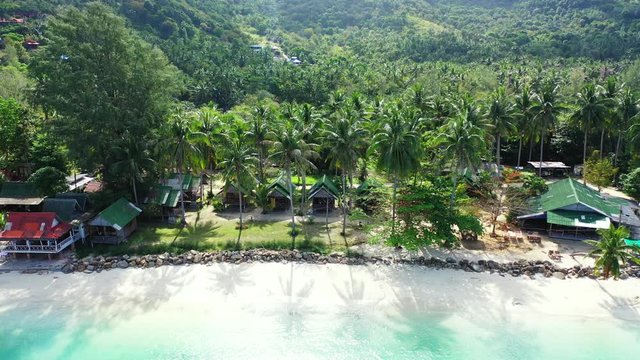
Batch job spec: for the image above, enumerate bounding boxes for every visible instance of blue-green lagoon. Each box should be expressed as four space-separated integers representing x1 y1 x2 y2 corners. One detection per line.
1 263 639 359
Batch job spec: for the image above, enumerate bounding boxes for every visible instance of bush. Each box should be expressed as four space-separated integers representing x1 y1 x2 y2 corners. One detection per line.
622 168 640 200
522 173 548 196
27 166 68 196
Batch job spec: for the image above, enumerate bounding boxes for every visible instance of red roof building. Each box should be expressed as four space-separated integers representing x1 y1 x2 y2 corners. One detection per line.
0 212 82 256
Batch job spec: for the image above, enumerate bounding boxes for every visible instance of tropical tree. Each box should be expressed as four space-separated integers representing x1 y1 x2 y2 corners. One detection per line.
585 225 640 279
435 102 488 207
514 85 535 168
168 109 204 223
111 138 156 205
248 105 271 183
324 114 368 236
615 89 639 165
531 83 566 177
219 134 257 246
486 87 515 170
372 105 422 235
570 83 610 169
269 122 319 236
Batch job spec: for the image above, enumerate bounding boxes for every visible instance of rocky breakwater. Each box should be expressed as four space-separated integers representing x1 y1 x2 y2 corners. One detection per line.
61 249 640 280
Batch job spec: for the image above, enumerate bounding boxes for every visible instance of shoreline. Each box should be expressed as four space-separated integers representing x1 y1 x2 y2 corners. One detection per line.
3 247 637 281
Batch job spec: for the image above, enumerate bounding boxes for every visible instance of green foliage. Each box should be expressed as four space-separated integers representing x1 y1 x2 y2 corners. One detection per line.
27 166 67 196
0 97 31 168
394 177 483 249
621 168 640 200
522 173 548 196
584 156 618 191
585 225 640 279
30 3 180 177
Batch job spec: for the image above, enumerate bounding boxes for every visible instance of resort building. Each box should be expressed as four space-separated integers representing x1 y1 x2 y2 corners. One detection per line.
88 198 142 245
308 176 339 213
518 178 640 241
0 212 84 259
267 178 293 212
162 173 202 209
0 182 45 210
144 185 181 222
526 161 571 177
219 183 251 212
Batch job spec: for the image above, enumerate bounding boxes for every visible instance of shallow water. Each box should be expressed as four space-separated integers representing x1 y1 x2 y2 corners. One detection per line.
1 264 639 359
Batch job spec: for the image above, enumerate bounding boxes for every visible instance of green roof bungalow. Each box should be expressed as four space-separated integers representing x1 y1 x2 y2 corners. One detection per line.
144 185 181 222
517 178 640 240
88 198 142 245
308 175 340 213
218 183 251 212
42 198 83 222
0 182 45 209
267 177 293 212
163 173 202 208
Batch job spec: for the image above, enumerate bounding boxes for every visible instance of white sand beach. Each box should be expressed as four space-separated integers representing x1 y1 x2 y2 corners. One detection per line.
2 263 640 359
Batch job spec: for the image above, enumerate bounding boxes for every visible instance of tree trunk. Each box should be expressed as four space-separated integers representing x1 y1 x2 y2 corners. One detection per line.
132 177 139 205
599 128 605 159
301 168 307 215
450 172 458 209
614 130 622 167
286 163 296 236
539 131 544 177
517 135 523 169
237 177 243 248
178 154 187 225
528 136 534 162
257 146 265 183
341 170 347 236
496 134 501 171
392 175 398 235
583 121 589 185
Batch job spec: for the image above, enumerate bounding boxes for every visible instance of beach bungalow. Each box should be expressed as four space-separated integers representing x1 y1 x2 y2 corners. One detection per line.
162 173 202 208
267 178 293 212
55 193 91 213
526 161 571 177
0 182 45 210
308 176 339 213
218 183 251 212
42 198 83 222
517 178 640 240
144 185 181 222
88 198 142 245
0 212 84 259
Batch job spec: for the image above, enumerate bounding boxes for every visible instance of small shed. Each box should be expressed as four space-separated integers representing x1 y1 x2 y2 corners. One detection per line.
0 182 44 209
218 183 250 212
308 175 339 213
526 161 571 177
267 178 293 212
88 198 142 245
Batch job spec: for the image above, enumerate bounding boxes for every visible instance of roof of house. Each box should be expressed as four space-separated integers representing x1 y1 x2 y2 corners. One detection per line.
308 175 340 199
527 161 571 169
84 180 103 193
56 193 90 211
547 209 611 229
89 198 141 230
42 198 82 222
146 186 180 208
267 177 293 199
0 212 71 240
166 173 199 192
66 173 95 191
535 178 619 216
0 182 44 206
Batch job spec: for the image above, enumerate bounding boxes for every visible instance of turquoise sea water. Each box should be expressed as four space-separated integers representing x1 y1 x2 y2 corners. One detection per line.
1 264 640 360
2 302 639 359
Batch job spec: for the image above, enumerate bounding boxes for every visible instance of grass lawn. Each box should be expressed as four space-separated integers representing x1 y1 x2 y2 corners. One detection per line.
76 212 367 257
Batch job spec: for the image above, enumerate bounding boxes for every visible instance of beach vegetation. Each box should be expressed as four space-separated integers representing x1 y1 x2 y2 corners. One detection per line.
586 225 640 279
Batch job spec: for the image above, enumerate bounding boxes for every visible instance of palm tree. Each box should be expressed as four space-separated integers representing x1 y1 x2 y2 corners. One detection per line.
195 107 221 196
614 89 639 165
248 105 271 183
111 138 156 205
372 105 422 235
436 104 487 208
168 109 205 224
601 77 620 158
324 114 368 237
487 87 515 171
514 85 535 168
219 135 257 246
585 225 640 279
531 83 566 177
570 83 610 170
269 122 319 236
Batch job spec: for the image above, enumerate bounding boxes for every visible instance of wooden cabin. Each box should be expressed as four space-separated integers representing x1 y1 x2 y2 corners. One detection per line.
267 178 292 212
144 185 181 223
218 183 250 212
88 198 141 245
308 176 339 213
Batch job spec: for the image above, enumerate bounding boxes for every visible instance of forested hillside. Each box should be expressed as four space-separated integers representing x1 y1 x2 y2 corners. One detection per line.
1 0 640 218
